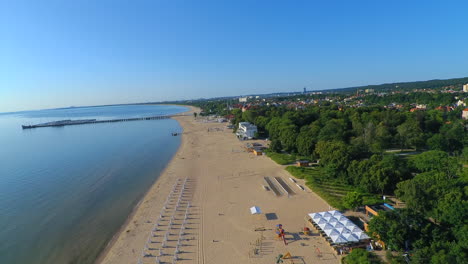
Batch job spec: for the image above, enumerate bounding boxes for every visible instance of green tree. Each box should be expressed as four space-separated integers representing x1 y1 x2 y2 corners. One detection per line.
410 150 460 180
369 154 407 194
342 248 381 264
343 191 363 211
396 118 424 149
295 124 319 156
318 119 346 141
315 140 350 177
242 109 258 124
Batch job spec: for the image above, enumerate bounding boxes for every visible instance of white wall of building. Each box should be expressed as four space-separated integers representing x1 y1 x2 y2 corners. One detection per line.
236 122 258 139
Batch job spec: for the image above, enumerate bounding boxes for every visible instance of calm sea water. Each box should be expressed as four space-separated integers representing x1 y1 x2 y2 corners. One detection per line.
0 104 187 264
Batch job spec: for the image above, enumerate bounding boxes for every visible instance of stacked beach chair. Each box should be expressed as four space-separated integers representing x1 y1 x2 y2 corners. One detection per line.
137 177 194 264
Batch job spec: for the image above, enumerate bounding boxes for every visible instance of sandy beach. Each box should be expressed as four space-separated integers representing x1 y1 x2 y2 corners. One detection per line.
98 106 340 264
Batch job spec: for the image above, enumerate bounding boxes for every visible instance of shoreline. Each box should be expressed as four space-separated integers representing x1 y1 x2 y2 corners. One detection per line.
95 106 196 264
99 106 340 264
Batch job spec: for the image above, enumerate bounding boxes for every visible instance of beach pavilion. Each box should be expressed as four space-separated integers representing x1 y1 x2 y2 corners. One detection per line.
306 210 371 254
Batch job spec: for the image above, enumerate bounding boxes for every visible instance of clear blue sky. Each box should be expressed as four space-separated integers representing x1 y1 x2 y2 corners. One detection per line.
1 0 468 112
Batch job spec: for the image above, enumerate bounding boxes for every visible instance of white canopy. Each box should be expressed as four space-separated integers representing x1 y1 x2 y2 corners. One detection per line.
308 210 370 244
250 206 261 215
312 213 322 220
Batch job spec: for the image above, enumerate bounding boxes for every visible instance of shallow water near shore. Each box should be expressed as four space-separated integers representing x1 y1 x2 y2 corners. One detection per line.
0 104 187 264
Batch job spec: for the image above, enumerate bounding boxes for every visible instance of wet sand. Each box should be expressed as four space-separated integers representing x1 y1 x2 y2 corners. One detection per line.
98 106 340 264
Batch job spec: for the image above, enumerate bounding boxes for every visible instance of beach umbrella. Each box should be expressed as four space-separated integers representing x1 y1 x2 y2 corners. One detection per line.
323 223 334 231
345 220 356 228
359 233 370 240
343 233 359 242
334 235 348 244
250 206 261 215
338 215 348 222
328 229 340 237
334 222 345 229
329 210 342 217
341 228 352 236
317 218 328 228
310 213 321 220
334 227 345 234
323 211 332 217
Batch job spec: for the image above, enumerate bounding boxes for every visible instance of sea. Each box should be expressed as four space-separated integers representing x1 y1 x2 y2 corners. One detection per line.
0 104 188 264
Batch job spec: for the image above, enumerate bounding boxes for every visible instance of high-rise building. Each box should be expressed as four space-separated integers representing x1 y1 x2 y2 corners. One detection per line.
303 87 307 94
463 84 468 92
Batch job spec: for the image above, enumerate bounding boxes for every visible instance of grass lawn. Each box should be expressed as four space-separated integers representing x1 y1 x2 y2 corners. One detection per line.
265 151 310 165
265 151 297 165
285 166 382 210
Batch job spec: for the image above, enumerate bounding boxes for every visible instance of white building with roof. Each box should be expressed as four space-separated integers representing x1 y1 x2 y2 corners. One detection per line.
239 97 248 102
236 122 257 139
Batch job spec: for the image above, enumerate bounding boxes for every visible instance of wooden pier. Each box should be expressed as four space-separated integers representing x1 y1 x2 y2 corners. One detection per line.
22 114 186 129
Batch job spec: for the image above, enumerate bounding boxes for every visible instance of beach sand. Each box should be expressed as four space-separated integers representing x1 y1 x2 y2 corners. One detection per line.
98 106 341 264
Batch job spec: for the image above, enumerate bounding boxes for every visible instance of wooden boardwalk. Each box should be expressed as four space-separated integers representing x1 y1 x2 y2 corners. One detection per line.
21 114 187 129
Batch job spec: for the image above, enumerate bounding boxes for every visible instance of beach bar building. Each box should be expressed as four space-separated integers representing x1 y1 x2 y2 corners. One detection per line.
306 210 371 254
253 147 263 156
236 122 258 140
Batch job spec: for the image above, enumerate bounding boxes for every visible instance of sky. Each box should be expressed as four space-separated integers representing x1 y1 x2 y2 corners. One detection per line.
1 0 468 112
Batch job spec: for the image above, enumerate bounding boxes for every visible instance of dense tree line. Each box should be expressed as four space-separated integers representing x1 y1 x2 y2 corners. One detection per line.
189 93 467 263
237 105 467 262
333 76 468 93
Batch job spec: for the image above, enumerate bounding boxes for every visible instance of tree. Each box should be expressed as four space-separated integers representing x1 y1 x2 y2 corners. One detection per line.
279 125 298 152
318 119 346 142
296 125 319 156
368 209 432 252
397 118 424 149
315 140 350 178
342 248 381 264
395 176 433 214
193 112 198 118
269 138 282 152
369 154 407 194
242 109 258 124
343 192 363 211
410 150 460 180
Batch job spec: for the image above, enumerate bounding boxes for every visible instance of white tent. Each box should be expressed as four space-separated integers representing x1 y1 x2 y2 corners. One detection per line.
330 210 342 217
328 229 341 237
312 213 322 220
317 218 328 226
334 222 345 229
338 215 348 222
323 212 333 218
345 220 356 228
250 206 261 215
308 210 370 244
334 235 348 244
358 233 370 240
343 233 359 242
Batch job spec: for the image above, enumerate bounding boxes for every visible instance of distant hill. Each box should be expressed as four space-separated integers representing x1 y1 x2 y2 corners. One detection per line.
155 76 468 104
327 76 468 93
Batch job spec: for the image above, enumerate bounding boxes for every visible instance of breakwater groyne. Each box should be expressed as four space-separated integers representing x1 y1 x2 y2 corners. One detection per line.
22 114 186 129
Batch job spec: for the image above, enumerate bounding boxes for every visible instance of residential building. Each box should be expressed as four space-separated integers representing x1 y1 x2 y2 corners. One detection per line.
462 108 468 120
463 84 468 92
239 97 248 103
236 122 258 139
